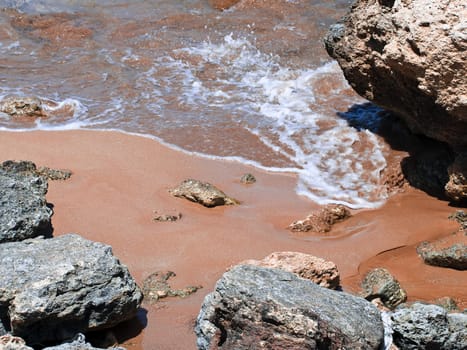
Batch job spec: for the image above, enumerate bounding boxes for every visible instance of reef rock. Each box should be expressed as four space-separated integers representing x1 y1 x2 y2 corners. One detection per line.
289 204 351 233
0 96 47 118
241 251 340 289
361 268 407 309
196 264 384 349
0 161 53 243
391 302 467 350
324 0 467 148
170 179 238 207
0 234 142 346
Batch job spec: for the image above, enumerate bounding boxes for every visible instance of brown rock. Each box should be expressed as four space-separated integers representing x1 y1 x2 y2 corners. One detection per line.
169 179 238 207
208 0 240 10
142 271 202 304
0 96 47 118
324 0 467 148
288 204 351 233
242 251 340 289
417 233 467 270
361 268 407 309
445 153 467 202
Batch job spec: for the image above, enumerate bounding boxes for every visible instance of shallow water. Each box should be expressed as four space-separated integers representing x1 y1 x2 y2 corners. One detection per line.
0 0 390 208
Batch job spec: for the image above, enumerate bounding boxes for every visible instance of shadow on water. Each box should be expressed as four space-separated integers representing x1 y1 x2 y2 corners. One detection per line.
337 102 456 202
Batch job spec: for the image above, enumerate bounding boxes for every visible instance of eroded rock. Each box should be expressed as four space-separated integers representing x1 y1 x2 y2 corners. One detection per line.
0 335 33 350
142 271 202 304
208 0 240 10
0 234 143 346
196 264 384 349
288 204 351 233
361 268 407 309
324 0 467 148
417 236 467 270
391 303 467 350
169 179 238 207
239 173 256 185
241 251 340 289
0 96 47 118
445 153 467 202
0 161 53 243
42 334 125 350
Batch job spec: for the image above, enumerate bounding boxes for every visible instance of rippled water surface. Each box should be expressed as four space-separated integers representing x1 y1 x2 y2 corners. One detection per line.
0 0 390 208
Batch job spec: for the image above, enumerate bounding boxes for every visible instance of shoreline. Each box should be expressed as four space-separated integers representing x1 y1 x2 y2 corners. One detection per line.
0 129 464 348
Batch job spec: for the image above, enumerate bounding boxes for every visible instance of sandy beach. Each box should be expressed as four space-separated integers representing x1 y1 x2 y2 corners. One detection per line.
0 129 465 349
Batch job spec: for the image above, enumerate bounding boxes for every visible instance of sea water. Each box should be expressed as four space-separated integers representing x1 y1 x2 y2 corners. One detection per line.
0 0 389 208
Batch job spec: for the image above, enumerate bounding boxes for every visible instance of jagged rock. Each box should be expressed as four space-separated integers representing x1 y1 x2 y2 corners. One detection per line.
153 211 182 222
241 251 340 289
0 234 143 346
42 334 125 350
0 96 47 118
0 335 33 350
0 161 53 243
196 264 384 349
1 160 72 181
288 204 351 233
449 210 467 231
391 302 467 350
417 238 467 270
445 153 467 202
142 271 202 304
169 179 238 208
239 173 256 185
361 268 407 309
324 0 467 148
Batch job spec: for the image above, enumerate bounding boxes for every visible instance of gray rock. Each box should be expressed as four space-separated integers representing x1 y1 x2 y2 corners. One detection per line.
324 0 467 148
417 240 467 270
0 161 53 243
240 173 256 185
170 179 238 208
0 234 143 346
42 334 125 350
196 264 384 349
0 335 33 350
361 268 407 309
391 303 467 350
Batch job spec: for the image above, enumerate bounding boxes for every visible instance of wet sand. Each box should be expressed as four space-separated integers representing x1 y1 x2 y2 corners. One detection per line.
0 129 465 349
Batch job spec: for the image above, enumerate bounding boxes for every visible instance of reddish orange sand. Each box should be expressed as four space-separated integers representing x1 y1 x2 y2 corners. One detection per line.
0 130 465 349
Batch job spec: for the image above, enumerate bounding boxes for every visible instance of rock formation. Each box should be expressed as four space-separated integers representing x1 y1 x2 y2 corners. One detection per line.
0 96 48 118
361 268 407 309
196 264 384 349
324 0 467 202
391 302 467 350
324 0 467 148
142 271 202 303
289 204 351 233
0 234 142 346
417 237 467 270
241 251 340 289
0 161 53 243
170 179 238 207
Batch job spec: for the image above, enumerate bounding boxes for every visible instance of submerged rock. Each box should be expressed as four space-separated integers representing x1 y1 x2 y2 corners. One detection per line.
241 251 340 289
0 161 53 243
0 234 143 346
324 0 467 148
170 179 238 207
239 173 256 185
0 96 47 118
391 302 467 350
142 271 202 304
289 204 351 233
196 264 384 349
361 268 407 309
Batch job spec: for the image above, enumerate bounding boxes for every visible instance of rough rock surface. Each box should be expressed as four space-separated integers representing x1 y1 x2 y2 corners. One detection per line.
361 268 407 309
0 234 143 346
42 334 125 350
0 335 33 350
241 251 340 289
289 204 351 233
417 238 467 270
170 179 238 207
391 302 467 350
208 0 240 10
324 0 467 148
0 96 47 118
239 173 256 185
445 152 467 202
0 161 53 243
196 264 384 349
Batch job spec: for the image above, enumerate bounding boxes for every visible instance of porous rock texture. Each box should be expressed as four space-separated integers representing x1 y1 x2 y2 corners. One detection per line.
288 204 351 233
170 179 238 207
361 268 407 309
391 302 467 350
417 238 467 270
324 0 467 148
196 264 384 349
241 251 340 289
0 160 53 243
0 234 142 346
0 96 47 118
